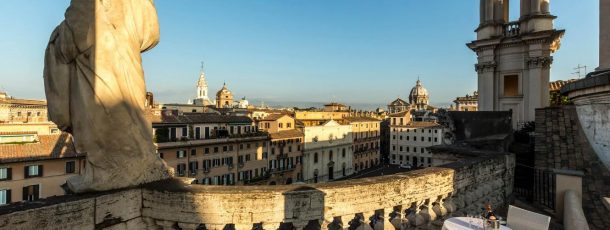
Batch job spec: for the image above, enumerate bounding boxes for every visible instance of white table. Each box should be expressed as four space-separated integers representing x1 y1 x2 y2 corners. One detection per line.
442 217 512 230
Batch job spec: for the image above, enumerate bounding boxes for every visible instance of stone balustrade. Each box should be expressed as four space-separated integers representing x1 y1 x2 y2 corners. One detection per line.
0 153 514 230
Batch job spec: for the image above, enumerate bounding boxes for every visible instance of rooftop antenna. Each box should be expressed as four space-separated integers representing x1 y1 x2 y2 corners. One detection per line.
573 64 588 78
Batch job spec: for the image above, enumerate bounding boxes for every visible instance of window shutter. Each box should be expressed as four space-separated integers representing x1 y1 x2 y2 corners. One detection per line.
24 166 28 179
6 168 11 180
22 187 27 201
39 165 43 177
176 151 180 158
5 189 11 203
33 185 40 200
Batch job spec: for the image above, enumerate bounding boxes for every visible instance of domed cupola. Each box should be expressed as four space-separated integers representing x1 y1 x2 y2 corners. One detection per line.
215 82 234 108
409 79 429 110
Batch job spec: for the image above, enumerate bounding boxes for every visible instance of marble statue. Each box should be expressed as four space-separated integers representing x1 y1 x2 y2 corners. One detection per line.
43 0 172 193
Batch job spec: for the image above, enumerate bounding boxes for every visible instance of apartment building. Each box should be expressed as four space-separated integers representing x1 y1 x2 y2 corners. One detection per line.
0 133 85 205
345 117 381 172
267 129 304 185
256 114 295 133
153 113 269 185
302 120 353 183
389 120 444 168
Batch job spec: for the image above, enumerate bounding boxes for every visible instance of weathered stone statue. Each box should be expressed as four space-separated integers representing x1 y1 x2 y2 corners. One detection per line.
43 0 171 193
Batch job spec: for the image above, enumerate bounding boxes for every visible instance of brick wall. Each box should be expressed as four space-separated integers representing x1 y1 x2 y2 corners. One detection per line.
535 106 610 229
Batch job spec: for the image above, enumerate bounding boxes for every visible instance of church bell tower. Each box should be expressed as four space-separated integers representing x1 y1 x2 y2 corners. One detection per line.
467 0 564 127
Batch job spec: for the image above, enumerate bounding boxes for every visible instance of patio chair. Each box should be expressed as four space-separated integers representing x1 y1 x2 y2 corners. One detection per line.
507 205 551 230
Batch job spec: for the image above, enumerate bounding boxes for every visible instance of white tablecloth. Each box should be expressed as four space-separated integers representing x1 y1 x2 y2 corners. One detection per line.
442 217 512 230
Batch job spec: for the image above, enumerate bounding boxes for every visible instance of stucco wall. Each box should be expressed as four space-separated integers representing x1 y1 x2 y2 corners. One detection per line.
0 153 514 230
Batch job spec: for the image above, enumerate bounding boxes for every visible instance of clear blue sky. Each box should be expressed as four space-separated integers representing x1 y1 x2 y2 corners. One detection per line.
0 0 599 109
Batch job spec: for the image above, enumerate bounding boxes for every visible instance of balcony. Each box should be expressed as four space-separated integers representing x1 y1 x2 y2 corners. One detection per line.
0 152 515 229
503 21 520 37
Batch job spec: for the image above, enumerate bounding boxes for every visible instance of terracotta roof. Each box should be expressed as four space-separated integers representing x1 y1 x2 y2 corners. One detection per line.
549 79 577 92
344 117 381 123
0 133 83 163
270 129 303 140
258 113 291 121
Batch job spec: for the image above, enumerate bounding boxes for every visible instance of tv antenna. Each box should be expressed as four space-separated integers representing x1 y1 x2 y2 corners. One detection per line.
573 64 588 78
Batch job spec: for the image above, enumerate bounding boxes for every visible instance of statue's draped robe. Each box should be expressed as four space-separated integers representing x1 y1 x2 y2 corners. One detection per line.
44 0 170 192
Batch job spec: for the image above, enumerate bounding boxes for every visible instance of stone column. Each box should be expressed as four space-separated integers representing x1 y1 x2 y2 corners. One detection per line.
531 0 541 14
540 0 550 14
520 0 531 18
486 0 495 22
600 0 610 71
383 208 394 230
476 63 496 111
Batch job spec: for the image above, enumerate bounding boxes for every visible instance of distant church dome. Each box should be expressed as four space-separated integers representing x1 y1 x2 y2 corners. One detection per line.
215 82 234 108
409 79 430 110
216 83 232 97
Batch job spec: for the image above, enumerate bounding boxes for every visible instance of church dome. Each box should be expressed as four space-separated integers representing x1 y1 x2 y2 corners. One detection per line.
408 79 429 107
409 79 428 98
216 83 232 97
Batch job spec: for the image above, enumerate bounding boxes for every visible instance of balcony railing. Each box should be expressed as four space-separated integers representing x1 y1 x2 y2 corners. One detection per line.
504 21 520 37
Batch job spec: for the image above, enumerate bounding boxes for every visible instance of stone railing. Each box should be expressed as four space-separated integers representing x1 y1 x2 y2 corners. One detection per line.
0 153 514 230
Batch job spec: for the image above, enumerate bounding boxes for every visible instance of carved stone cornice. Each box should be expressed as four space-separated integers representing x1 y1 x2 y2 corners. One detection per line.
475 61 497 73
526 56 553 69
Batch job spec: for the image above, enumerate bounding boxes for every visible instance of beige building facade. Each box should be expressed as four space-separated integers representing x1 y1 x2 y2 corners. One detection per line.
0 133 85 205
267 129 303 185
302 120 353 183
257 114 295 133
295 110 349 127
345 117 381 172
389 120 443 168
453 91 478 112
153 113 268 185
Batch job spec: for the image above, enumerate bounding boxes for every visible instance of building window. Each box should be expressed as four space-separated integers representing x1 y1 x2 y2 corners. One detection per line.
22 185 39 201
189 161 198 175
176 150 186 158
25 165 42 178
176 164 186 176
204 148 210 154
223 146 228 152
0 189 11 205
314 153 319 163
181 128 187 137
279 123 283 128
214 147 219 153
504 75 519 96
0 168 11 181
428 137 432 142
329 151 333 161
191 149 197 156
435 137 438 142
287 123 292 128
342 148 346 157
65 161 76 174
